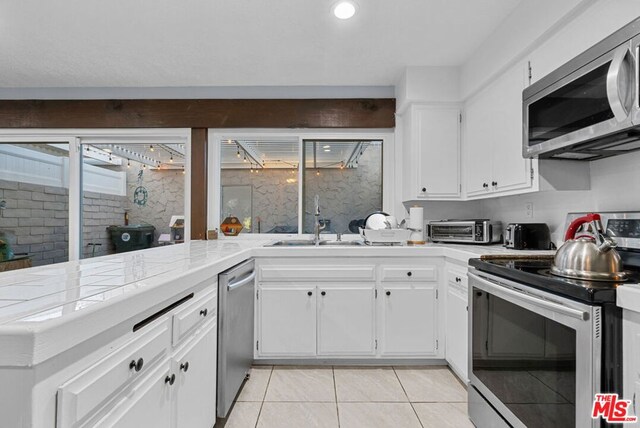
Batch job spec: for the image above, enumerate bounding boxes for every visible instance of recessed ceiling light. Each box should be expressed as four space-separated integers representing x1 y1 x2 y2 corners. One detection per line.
324 148 331 152
323 145 331 149
332 1 357 20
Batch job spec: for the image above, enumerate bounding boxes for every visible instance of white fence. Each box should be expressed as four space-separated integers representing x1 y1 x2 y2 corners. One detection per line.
0 145 126 196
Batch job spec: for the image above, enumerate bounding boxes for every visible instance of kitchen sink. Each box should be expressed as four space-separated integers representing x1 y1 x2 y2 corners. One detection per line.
319 241 365 246
267 240 316 246
266 240 365 247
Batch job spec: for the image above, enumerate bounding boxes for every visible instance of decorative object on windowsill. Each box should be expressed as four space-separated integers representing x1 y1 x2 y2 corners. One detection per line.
221 217 243 236
169 216 185 243
207 229 219 240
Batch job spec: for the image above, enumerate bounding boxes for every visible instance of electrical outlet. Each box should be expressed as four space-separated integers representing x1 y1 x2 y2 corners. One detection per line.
525 202 534 219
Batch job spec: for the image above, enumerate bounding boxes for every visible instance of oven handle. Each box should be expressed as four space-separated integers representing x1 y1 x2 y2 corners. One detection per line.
469 272 589 321
607 45 634 122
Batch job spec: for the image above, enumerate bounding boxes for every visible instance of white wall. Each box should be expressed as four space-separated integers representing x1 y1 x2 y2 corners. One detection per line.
396 67 460 112
459 0 589 99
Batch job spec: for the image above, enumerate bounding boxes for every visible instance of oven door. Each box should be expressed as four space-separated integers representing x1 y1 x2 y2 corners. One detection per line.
468 270 600 428
524 41 636 159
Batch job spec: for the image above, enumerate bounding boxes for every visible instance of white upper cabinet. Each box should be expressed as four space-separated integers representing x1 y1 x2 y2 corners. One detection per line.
463 61 538 199
402 105 462 201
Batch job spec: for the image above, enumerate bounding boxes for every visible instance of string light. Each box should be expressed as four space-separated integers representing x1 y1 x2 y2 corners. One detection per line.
316 169 320 176
182 166 185 175
150 145 155 152
243 153 247 163
236 147 241 158
250 164 254 173
127 159 131 168
340 161 345 169
169 153 174 163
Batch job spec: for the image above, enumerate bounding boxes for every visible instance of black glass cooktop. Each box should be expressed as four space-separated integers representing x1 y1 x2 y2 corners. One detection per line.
469 257 640 304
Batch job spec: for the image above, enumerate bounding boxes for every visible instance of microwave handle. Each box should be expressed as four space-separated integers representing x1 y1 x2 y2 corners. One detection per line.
636 44 639 110
607 45 634 122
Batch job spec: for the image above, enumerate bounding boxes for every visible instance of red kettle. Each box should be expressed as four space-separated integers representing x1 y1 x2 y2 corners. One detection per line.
551 213 626 281
563 213 604 241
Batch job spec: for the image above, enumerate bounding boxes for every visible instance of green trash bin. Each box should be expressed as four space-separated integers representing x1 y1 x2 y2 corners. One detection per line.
107 225 156 253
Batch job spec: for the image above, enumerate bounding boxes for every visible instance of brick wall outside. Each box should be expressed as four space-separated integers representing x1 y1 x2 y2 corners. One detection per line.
0 179 127 266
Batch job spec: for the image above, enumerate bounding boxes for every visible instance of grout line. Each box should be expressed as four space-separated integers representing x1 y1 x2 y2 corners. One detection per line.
254 366 274 428
334 367 341 428
393 366 424 428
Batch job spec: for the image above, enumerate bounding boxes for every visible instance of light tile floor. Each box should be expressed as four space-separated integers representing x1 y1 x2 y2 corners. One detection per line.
224 366 474 428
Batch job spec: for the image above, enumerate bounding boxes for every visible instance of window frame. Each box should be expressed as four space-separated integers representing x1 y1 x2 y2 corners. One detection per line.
0 128 192 262
208 128 395 237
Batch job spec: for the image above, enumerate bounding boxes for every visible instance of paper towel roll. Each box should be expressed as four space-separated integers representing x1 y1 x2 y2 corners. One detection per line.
408 206 425 244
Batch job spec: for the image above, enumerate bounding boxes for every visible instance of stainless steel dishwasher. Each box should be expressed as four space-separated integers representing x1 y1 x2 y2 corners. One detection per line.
217 259 256 419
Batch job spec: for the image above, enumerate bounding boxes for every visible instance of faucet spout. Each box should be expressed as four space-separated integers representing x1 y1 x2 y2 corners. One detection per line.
313 195 326 245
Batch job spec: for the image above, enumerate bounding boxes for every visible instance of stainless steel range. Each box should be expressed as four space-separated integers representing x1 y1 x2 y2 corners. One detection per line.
468 212 640 428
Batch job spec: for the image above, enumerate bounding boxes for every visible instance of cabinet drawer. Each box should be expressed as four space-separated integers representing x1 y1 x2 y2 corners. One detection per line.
172 288 217 346
259 266 376 282
447 270 468 290
380 266 437 282
57 320 171 428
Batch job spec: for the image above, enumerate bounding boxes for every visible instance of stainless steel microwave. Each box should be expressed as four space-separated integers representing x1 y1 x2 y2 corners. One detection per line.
523 17 640 160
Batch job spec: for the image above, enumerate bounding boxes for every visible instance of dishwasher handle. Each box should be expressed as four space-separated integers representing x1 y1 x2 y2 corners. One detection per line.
227 271 256 291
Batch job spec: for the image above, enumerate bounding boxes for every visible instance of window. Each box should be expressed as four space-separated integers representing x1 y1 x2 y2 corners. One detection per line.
302 140 383 234
220 139 299 233
80 139 187 258
211 131 392 236
0 129 190 269
0 143 70 266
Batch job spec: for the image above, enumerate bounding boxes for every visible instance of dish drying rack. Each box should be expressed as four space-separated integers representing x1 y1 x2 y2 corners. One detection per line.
359 228 412 246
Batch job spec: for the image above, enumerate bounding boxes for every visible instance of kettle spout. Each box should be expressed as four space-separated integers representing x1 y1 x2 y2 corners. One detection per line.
597 234 617 253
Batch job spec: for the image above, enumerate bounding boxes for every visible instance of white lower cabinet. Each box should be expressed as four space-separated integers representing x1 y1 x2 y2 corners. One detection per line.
256 259 443 360
445 266 468 382
318 285 375 355
174 326 217 428
56 287 218 428
380 284 437 356
100 361 172 428
258 286 317 356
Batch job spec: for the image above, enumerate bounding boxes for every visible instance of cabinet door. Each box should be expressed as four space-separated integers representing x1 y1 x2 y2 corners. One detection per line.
380 284 437 356
490 62 534 194
414 106 461 199
446 285 468 381
259 286 316 356
463 92 493 197
317 286 375 355
174 325 217 428
96 362 172 428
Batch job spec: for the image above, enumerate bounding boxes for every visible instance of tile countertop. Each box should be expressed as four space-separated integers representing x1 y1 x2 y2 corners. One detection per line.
617 284 640 313
0 238 553 366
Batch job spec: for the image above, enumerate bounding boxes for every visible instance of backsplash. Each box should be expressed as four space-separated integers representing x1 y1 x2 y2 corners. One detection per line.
404 150 640 245
480 151 640 244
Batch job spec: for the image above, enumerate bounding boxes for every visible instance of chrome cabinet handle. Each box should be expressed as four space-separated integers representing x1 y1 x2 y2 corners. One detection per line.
607 45 634 122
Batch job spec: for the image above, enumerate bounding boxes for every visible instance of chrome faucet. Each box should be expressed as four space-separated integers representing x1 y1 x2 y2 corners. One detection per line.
313 195 326 245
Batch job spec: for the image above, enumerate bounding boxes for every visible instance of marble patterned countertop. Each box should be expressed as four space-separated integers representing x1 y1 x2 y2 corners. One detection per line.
0 238 555 366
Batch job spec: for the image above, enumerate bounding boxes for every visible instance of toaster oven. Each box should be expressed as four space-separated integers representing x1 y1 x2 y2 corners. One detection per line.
428 220 503 244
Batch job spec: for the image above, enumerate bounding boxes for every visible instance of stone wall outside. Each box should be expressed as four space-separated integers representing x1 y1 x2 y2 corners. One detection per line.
0 179 127 266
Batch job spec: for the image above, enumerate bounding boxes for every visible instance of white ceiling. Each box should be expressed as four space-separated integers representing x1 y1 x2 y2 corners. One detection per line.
0 0 522 88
